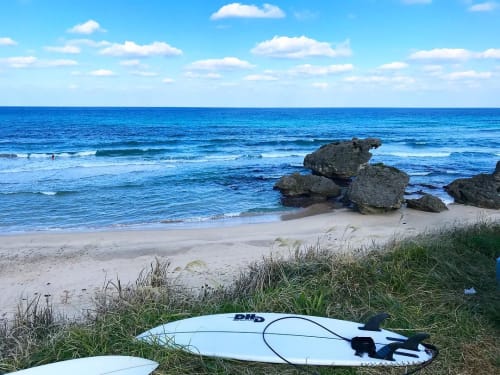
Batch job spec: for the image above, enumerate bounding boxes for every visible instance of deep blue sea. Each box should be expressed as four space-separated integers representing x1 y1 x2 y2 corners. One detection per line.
0 107 498 233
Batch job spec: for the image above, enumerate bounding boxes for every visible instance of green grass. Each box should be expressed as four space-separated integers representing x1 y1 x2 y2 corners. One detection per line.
1 221 499 374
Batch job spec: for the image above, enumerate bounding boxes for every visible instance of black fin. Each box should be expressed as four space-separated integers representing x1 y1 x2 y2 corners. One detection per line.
373 333 431 361
400 333 430 351
359 313 390 332
372 342 400 361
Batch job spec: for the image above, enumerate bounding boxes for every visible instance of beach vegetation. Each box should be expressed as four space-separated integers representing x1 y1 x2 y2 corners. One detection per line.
0 221 499 374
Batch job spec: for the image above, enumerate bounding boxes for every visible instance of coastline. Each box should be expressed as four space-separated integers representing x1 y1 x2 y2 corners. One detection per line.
1 204 499 320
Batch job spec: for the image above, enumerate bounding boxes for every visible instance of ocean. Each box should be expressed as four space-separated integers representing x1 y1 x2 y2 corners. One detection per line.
0 107 498 233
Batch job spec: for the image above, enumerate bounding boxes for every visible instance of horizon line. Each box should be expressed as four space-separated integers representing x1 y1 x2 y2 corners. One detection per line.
1 105 499 110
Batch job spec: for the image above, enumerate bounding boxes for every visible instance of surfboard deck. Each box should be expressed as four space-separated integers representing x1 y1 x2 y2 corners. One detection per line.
6 355 158 375
137 312 435 367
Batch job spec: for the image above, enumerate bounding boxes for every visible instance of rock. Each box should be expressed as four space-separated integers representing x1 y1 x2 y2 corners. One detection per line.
406 194 448 213
444 161 500 209
494 160 500 182
303 137 381 179
347 164 409 214
273 173 341 207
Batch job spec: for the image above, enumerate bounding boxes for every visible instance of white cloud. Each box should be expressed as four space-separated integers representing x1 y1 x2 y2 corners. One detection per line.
243 74 278 81
39 59 78 67
378 61 408 70
421 64 444 76
252 36 352 59
468 2 498 12
480 48 500 59
68 20 105 35
0 37 17 46
45 45 81 54
410 47 500 62
188 57 254 71
211 3 285 20
89 69 115 76
184 71 222 79
312 82 329 89
162 77 175 84
120 59 142 67
68 39 111 48
100 41 182 57
0 56 77 68
345 75 386 83
131 71 159 77
344 75 415 85
409 48 473 61
289 64 354 76
0 56 37 68
444 70 492 80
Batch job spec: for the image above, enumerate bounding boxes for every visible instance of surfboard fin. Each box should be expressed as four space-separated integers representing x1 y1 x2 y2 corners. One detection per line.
359 312 390 332
373 333 431 361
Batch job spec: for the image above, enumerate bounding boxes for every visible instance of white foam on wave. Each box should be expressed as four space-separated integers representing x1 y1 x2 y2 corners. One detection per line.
79 160 161 169
162 155 242 163
379 151 451 158
1 159 169 174
1 191 58 196
204 154 242 161
70 151 97 157
7 150 97 159
261 152 306 158
408 171 432 176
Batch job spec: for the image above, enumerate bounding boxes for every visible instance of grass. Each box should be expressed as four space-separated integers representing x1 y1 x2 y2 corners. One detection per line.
0 221 499 374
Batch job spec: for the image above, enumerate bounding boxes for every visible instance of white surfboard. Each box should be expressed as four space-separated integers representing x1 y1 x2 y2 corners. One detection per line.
137 312 436 367
6 355 158 375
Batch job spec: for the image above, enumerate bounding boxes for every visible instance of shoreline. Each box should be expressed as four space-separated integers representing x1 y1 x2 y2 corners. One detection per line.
1 204 499 320
0 209 293 236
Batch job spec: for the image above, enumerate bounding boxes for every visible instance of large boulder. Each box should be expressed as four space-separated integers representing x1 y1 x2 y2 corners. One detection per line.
273 172 341 207
303 137 381 179
406 194 448 213
444 161 500 209
347 164 409 214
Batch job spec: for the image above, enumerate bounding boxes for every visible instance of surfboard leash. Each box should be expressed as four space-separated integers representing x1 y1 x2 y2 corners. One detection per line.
261 316 350 375
261 315 438 375
402 342 439 375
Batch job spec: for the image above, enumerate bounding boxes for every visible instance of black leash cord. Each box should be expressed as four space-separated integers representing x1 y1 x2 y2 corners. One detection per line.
403 342 439 375
262 316 351 375
261 316 438 375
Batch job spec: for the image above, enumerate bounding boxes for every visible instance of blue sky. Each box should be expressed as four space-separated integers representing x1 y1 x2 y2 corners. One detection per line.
0 0 499 107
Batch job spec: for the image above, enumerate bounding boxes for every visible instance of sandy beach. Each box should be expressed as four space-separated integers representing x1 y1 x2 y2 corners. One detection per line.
1 204 499 320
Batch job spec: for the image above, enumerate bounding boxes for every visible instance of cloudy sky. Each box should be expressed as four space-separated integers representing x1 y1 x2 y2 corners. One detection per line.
0 0 499 107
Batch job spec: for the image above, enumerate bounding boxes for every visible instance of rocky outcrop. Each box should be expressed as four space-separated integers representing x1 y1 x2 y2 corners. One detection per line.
303 138 381 180
444 161 500 209
406 194 448 213
273 173 341 206
347 164 409 214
